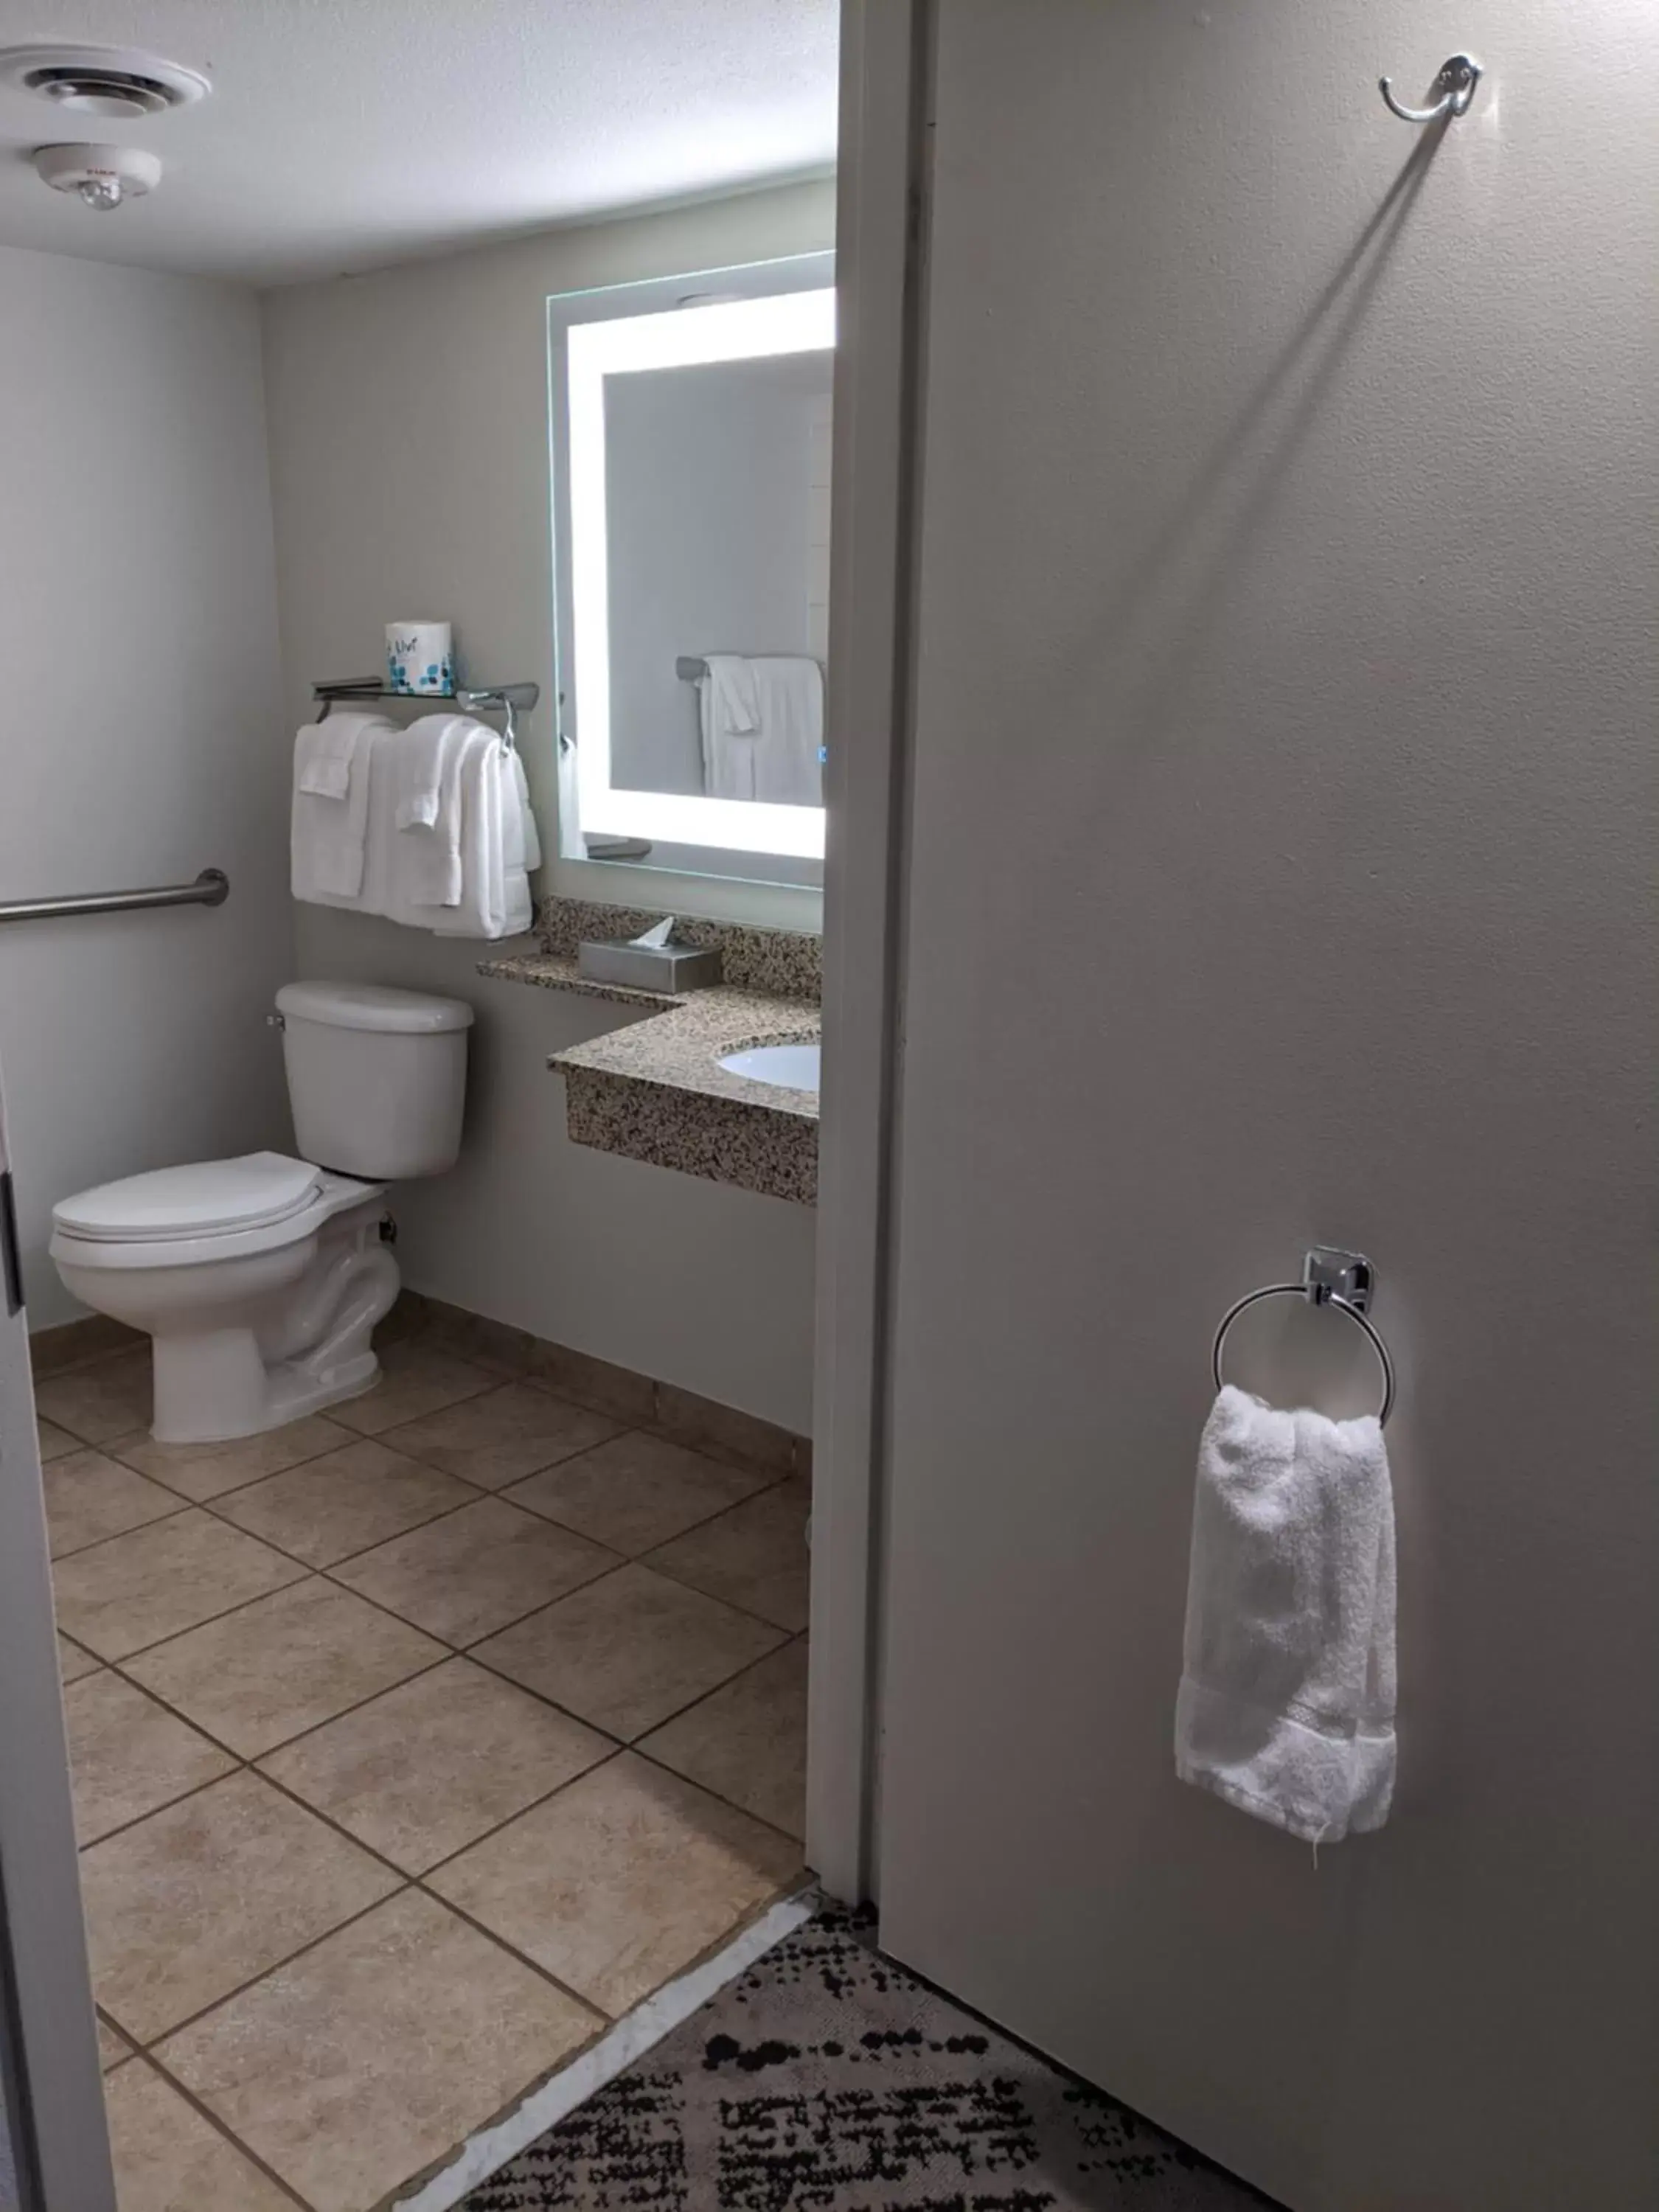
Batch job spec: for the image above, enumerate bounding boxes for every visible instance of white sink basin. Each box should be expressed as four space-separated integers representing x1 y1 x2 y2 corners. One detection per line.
719 1042 821 1093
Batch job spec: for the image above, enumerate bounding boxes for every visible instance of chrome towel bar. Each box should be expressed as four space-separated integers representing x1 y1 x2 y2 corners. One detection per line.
311 679 540 753
0 868 229 927
1212 1246 1396 1426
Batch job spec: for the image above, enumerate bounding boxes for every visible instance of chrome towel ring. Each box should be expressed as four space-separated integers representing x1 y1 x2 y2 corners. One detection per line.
1380 52 1481 126
1212 1248 1396 1426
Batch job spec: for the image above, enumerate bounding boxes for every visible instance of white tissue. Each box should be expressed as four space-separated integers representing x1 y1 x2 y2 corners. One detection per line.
630 917 676 949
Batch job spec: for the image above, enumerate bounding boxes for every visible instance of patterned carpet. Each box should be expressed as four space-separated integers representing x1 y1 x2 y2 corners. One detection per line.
462 1905 1273 2211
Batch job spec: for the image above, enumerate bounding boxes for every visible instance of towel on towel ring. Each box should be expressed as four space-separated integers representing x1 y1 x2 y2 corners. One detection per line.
1175 1385 1397 1843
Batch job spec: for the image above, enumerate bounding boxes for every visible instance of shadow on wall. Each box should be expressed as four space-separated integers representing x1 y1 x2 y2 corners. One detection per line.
1058 127 1443 769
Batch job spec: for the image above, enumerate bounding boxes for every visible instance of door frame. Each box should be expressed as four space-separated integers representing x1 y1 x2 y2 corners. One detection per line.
804 0 931 1902
0 1070 116 2211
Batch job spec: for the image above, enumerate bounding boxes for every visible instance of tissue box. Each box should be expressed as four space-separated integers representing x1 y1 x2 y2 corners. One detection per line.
577 939 723 992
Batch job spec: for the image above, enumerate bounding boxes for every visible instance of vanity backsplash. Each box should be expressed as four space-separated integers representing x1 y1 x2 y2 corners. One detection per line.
536 897 821 1002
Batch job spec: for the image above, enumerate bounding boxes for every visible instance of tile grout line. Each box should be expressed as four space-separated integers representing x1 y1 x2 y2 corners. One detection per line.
46 1495 194 1565
363 1875 813 2212
243 1759 618 2023
51 1335 813 2205
76 1618 807 1867
89 1554 801 1842
126 1882 415 2073
627 1739 809 1854
58 1564 315 1673
100 1411 369 1503
83 1638 805 2037
71 1759 240 1857
98 1647 459 1774
67 1443 804 1821
44 1354 801 1575
387 1885 818 2212
88 1620 811 1968
114 2047 318 2212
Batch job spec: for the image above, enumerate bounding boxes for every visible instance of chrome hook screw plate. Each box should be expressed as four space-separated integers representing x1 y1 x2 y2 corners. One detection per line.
1380 52 1481 125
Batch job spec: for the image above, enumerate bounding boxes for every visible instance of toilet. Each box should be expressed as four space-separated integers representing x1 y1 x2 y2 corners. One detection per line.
49 981 473 1444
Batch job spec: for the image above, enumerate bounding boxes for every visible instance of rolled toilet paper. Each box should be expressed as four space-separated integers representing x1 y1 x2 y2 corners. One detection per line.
386 622 453 695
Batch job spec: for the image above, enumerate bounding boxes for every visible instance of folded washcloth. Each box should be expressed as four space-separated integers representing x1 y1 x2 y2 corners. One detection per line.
295 714 366 800
291 712 394 900
1175 1385 1397 1843
392 712 470 831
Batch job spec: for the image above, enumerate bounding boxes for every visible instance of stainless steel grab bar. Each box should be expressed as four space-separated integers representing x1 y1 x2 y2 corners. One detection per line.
0 868 229 926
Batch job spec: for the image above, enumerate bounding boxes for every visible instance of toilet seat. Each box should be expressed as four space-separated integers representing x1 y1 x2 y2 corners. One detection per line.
51 1155 382 1272
55 1152 323 1244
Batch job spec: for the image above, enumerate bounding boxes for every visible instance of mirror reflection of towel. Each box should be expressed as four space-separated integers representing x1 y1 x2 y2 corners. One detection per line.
698 654 823 807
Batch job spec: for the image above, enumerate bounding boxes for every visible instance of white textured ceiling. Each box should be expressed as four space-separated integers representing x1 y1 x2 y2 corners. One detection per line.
0 0 837 285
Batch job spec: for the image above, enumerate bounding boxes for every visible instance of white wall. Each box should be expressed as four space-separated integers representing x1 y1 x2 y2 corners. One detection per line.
260 184 832 1430
870 4 1658 2208
0 247 293 1326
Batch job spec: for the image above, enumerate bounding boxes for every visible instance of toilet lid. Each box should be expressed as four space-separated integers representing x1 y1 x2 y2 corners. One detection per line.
54 1152 324 1244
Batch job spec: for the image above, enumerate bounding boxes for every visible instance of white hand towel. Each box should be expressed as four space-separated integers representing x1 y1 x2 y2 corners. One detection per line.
427 732 531 941
291 713 394 900
392 712 470 831
295 714 365 800
705 654 759 734
699 654 762 798
509 752 542 872
1175 1385 1397 1843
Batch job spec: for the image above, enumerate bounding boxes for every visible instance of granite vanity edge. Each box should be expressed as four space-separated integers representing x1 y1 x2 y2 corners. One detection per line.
563 1065 817 1207
476 952 683 1010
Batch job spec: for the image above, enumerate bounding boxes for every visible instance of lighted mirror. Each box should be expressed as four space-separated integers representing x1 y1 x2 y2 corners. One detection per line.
547 252 833 888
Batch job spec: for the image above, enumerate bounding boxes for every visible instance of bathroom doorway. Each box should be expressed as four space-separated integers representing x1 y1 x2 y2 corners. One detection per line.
0 3 835 2204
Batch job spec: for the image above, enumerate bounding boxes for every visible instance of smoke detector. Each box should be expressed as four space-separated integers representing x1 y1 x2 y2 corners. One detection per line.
33 142 164 213
0 44 209 119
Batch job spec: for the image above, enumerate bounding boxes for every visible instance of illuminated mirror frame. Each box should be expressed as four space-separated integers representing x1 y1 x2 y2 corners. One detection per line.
548 254 835 881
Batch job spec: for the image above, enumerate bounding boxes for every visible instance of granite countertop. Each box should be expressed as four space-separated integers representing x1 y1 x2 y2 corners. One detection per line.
550 987 819 1118
551 990 819 1206
481 900 821 1204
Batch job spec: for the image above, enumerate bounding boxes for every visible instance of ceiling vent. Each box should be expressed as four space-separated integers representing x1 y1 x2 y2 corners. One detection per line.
0 44 210 119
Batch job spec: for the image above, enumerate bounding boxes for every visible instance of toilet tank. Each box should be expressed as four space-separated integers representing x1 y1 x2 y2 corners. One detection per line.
275 981 473 1180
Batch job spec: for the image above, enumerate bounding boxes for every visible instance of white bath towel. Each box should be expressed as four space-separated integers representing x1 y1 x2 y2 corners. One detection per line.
392 712 470 831
295 719 530 940
698 653 822 804
1175 1385 1397 1843
291 712 394 900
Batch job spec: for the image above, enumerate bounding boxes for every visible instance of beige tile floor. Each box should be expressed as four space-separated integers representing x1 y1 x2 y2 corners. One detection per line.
42 1326 808 2212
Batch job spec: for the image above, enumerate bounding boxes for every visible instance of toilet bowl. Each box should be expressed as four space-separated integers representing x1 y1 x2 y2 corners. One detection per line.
52 1158 397 1441
49 981 473 1444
